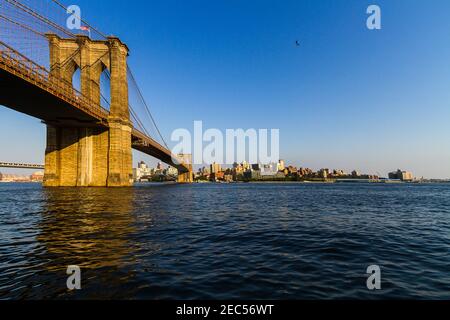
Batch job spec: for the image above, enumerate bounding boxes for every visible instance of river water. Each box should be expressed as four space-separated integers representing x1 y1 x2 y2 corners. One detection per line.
0 182 449 299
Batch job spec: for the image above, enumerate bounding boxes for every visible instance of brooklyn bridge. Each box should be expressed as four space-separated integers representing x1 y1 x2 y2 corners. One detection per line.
0 0 193 186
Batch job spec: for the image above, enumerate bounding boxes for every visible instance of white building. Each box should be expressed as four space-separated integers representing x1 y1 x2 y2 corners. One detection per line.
261 163 278 176
277 160 286 172
166 166 178 177
133 161 153 181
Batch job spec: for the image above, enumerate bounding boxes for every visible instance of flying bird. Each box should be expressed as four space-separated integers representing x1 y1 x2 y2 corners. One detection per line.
295 40 300 47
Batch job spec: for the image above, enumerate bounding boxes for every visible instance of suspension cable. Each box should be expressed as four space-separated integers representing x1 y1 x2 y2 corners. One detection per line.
4 0 76 38
0 14 46 37
101 69 152 138
1 0 166 148
127 64 169 149
50 0 108 39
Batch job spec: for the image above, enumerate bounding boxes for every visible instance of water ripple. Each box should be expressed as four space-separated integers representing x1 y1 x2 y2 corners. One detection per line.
0 183 450 299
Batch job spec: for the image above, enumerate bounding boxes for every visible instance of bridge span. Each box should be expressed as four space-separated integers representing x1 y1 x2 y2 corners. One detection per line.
0 162 45 170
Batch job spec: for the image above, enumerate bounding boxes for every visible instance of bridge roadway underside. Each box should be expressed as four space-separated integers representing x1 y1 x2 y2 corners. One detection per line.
0 68 105 127
0 68 190 186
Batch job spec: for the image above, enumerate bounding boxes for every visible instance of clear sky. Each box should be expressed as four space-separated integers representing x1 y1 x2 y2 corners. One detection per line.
1 0 450 178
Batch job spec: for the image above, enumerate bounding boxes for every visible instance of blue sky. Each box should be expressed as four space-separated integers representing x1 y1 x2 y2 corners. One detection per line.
1 0 450 178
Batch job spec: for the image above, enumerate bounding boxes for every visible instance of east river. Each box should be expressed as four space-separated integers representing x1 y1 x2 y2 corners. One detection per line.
1 182 449 299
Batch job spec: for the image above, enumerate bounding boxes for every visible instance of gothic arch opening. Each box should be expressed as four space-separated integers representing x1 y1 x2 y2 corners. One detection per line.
99 66 111 111
72 68 81 92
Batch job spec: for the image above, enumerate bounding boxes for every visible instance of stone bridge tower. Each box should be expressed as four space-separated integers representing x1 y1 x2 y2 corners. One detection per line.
43 34 132 187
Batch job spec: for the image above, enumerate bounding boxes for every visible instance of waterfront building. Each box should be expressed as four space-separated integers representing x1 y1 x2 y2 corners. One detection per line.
210 171 225 182
298 167 313 178
389 169 414 181
318 168 330 179
166 166 178 177
244 169 261 180
0 173 30 182
195 167 211 181
289 166 298 174
388 172 396 180
277 160 286 172
333 169 345 177
224 174 234 183
260 172 286 180
198 166 210 175
210 162 222 174
351 170 361 177
261 163 278 176
30 171 44 182
232 162 244 175
242 161 251 171
231 167 244 181
133 161 153 182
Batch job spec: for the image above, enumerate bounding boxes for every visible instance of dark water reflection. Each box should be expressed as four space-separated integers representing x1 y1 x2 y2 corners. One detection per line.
1 183 450 299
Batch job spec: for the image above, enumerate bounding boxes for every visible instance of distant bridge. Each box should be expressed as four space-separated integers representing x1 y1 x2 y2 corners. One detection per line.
0 162 45 170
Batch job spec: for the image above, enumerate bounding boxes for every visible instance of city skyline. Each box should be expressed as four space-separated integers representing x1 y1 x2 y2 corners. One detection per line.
2 0 450 179
127 159 416 183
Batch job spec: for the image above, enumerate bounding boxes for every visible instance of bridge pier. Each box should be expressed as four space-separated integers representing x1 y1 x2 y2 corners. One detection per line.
176 154 194 183
177 170 194 183
43 123 132 187
106 119 133 187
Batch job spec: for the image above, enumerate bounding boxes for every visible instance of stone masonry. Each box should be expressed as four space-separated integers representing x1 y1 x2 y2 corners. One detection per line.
43 34 132 187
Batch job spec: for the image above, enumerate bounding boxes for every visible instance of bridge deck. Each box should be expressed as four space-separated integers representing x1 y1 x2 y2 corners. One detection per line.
0 162 45 170
131 129 187 173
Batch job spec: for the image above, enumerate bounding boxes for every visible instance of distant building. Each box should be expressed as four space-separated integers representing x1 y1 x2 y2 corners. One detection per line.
333 169 345 177
244 169 261 180
224 174 234 183
389 169 413 181
165 166 178 177
210 162 222 174
0 173 30 182
242 161 251 171
133 161 153 181
351 170 361 178
260 172 286 180
319 168 330 179
261 163 278 176
388 172 396 179
210 171 225 182
298 167 313 178
277 160 286 172
30 171 44 182
234 164 244 175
